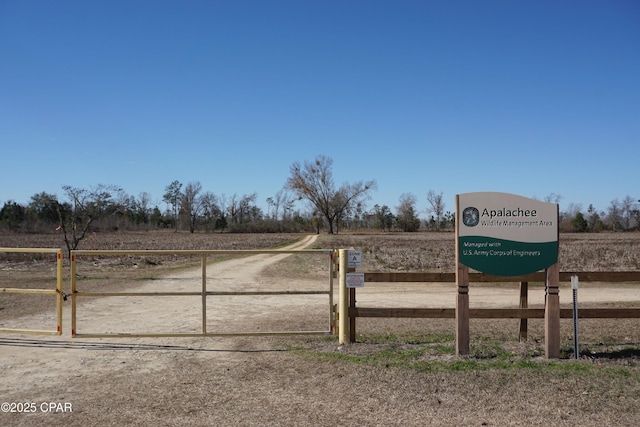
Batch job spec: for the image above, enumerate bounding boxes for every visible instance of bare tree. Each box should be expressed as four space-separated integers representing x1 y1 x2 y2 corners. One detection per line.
621 195 637 231
607 199 623 231
133 191 153 226
285 155 376 234
199 192 220 230
268 189 294 221
227 194 240 223
228 193 258 224
56 184 122 258
426 190 445 231
182 181 203 233
544 193 563 204
217 194 228 217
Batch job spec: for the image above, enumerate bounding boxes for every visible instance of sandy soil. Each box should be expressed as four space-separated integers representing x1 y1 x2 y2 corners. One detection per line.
1 234 639 426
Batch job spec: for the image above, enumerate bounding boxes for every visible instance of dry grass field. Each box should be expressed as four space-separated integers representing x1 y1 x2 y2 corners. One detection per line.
317 231 640 272
1 231 639 426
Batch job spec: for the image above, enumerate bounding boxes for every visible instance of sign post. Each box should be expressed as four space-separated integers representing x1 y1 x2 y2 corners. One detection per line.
571 275 579 359
456 192 559 358
545 264 561 358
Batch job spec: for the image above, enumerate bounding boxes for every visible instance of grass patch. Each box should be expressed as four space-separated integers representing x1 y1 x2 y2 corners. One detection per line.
293 332 640 377
356 331 455 344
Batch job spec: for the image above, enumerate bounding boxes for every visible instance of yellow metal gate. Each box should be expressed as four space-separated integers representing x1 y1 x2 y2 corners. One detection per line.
0 248 63 336
70 249 335 338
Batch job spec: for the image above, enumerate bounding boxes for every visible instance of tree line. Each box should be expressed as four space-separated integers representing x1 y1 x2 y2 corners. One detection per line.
1 156 638 250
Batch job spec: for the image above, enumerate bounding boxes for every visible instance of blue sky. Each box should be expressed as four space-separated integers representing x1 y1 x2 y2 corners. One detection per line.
1 0 638 217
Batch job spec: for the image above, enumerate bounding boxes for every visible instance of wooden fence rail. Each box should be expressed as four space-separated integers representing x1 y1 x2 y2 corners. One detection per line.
347 271 640 343
364 271 640 283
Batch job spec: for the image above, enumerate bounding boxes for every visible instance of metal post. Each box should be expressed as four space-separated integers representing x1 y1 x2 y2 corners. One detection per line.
70 252 77 337
56 250 63 335
329 251 335 334
202 254 207 335
572 275 579 359
338 249 349 344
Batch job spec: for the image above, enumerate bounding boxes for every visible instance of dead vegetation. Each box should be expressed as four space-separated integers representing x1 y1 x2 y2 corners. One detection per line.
316 231 640 272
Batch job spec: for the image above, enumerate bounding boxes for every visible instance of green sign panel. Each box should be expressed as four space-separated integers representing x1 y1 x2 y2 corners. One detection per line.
457 192 558 276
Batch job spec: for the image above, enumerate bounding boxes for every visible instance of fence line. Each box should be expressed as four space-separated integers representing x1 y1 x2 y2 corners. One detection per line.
4 247 640 342
364 271 640 283
347 271 640 342
0 247 63 336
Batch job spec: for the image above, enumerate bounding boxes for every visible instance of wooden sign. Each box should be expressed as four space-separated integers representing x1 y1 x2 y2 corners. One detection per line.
457 192 558 276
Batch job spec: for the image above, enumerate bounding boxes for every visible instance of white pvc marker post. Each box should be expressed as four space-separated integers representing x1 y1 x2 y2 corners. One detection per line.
571 275 579 359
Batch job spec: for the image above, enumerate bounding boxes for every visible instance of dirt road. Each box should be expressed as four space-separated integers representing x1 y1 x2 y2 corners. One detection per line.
1 235 332 425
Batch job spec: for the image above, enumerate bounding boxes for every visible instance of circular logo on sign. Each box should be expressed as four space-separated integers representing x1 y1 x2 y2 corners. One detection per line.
462 207 479 227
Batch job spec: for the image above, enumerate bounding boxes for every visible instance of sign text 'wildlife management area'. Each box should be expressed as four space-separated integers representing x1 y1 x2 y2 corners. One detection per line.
456 192 559 276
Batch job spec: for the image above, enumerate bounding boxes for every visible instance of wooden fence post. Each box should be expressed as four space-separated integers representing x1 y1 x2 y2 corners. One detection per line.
456 263 470 356
455 194 470 356
519 281 528 341
349 288 356 343
545 264 560 358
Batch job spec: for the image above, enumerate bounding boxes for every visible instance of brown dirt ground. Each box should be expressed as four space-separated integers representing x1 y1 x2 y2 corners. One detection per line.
1 233 639 426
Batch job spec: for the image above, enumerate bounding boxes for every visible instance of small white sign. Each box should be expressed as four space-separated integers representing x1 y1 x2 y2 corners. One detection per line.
346 273 365 288
348 250 362 268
